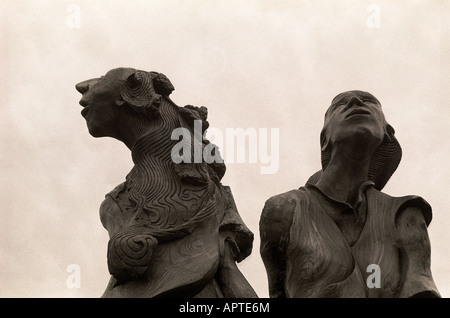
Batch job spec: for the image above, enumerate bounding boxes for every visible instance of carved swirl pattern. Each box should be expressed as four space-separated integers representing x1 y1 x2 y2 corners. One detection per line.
108 99 217 282
127 100 213 232
107 232 158 282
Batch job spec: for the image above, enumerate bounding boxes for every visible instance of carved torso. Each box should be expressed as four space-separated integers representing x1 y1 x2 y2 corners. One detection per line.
261 184 434 298
99 156 222 297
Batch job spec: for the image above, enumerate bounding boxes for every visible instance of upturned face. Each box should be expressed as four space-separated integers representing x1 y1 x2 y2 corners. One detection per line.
75 68 135 137
322 90 386 151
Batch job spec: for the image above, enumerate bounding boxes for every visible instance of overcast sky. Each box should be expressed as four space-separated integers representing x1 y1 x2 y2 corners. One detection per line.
1 0 449 298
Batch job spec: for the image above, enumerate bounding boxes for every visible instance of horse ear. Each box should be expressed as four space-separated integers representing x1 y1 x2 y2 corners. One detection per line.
126 72 141 89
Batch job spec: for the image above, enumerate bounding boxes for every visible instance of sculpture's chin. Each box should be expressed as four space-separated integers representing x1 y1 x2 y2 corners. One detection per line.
87 124 108 138
85 115 115 138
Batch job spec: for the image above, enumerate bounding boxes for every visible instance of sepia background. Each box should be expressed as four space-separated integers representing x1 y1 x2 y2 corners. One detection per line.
1 0 449 297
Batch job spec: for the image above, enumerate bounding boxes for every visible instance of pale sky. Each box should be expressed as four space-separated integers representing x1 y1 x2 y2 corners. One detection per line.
1 0 449 298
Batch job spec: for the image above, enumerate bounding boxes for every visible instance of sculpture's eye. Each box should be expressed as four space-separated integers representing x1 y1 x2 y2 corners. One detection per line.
361 98 380 107
334 102 346 110
328 102 345 114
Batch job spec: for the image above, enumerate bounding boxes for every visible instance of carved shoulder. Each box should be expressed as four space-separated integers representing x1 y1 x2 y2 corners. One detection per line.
100 194 124 238
395 206 441 297
259 190 299 298
260 191 298 248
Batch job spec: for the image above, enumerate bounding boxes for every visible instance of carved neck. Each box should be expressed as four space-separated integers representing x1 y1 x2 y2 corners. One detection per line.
123 99 210 216
316 146 372 206
123 99 182 208
129 99 180 165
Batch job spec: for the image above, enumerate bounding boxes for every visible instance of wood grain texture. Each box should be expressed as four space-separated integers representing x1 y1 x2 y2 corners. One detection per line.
260 184 440 298
76 68 255 298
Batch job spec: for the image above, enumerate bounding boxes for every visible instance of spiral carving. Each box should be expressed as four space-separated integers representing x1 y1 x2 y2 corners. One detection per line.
107 231 158 283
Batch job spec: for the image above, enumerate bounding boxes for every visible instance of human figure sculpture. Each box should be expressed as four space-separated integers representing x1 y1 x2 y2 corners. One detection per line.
259 90 441 298
75 67 257 298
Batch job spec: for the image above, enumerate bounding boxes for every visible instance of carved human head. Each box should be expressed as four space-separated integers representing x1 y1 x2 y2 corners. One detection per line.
318 90 402 190
75 67 174 138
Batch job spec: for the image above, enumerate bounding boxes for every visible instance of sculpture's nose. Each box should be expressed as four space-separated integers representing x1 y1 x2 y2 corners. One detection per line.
347 96 364 108
75 78 98 94
76 81 89 94
76 78 99 106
